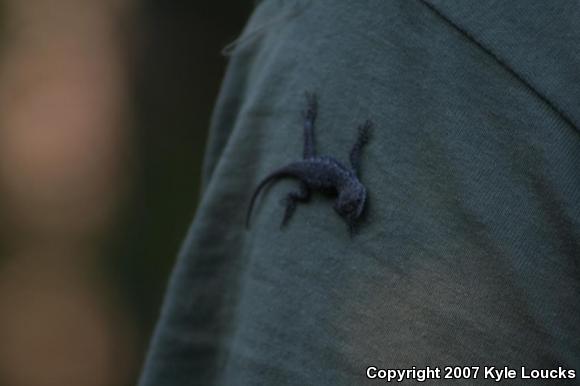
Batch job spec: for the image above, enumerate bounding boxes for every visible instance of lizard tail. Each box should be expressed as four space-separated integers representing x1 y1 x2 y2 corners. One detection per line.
246 170 289 229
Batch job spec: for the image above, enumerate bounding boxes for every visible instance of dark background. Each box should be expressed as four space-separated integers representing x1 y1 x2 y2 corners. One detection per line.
123 0 254 345
0 1 254 385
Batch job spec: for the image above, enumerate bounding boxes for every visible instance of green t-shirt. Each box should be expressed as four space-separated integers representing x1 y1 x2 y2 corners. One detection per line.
140 1 580 384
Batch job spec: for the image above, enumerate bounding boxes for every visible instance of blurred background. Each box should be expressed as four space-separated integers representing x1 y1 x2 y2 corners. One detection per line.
0 1 253 385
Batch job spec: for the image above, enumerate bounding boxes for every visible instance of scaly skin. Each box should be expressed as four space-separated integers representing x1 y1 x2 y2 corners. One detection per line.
246 93 371 233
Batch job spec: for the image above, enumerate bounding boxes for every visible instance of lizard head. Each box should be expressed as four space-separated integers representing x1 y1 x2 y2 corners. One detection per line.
335 181 367 224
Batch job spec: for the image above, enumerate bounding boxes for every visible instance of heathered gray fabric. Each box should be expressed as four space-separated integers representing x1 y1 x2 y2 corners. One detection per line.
140 1 580 385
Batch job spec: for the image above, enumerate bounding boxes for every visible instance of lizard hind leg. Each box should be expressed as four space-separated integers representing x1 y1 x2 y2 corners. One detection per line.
302 92 318 159
280 183 311 228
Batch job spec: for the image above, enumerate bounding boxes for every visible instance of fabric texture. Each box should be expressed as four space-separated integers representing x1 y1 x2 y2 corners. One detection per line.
140 1 580 384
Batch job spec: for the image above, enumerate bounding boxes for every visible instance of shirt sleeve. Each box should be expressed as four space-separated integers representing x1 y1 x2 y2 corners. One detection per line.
139 1 580 385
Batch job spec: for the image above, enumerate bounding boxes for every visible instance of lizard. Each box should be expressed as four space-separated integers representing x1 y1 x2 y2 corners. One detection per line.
246 93 372 233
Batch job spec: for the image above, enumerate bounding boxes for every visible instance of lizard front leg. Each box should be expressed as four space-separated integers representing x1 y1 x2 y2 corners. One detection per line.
349 119 372 176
